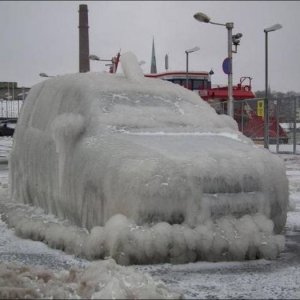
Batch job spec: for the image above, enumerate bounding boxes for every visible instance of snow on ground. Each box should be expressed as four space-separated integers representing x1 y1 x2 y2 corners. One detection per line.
0 257 181 299
0 137 299 298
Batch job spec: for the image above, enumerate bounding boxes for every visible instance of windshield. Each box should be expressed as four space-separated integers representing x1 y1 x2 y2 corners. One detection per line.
95 92 223 133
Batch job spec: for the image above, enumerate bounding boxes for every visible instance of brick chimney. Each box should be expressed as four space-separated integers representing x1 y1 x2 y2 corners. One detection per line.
78 4 90 73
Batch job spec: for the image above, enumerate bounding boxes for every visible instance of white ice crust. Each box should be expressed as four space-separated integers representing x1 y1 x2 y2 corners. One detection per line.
0 258 181 299
8 52 289 264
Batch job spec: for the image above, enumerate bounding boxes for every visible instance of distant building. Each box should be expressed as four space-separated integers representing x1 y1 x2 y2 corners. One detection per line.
0 82 30 100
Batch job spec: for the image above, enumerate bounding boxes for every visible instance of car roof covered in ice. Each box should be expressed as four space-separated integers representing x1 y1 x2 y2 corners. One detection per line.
20 53 244 141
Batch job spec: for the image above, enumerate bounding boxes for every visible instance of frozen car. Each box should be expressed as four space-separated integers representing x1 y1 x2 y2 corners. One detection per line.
9 52 288 235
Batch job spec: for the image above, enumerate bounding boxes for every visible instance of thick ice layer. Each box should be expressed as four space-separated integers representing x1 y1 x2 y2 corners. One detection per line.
0 197 285 265
8 51 289 263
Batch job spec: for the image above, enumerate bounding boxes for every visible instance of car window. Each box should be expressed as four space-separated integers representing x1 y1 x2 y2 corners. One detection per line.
95 92 221 133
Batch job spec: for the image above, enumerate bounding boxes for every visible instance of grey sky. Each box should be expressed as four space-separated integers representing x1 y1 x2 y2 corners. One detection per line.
0 1 299 92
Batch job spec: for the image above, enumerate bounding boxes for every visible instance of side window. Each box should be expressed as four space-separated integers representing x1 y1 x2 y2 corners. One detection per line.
195 79 210 90
173 79 183 86
207 80 211 89
192 79 202 90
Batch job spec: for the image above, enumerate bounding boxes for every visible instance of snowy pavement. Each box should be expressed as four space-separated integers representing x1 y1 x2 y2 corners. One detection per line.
0 137 299 299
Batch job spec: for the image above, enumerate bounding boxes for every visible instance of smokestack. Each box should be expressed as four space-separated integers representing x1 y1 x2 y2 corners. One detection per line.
78 4 90 73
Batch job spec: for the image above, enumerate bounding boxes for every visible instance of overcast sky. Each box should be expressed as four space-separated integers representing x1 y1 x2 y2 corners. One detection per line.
0 1 299 92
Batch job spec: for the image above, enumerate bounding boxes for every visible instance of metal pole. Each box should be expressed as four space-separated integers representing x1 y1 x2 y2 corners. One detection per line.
185 51 189 89
6 83 9 119
264 31 269 149
276 99 279 153
226 22 234 117
12 83 14 118
241 102 244 133
19 87 24 117
294 97 297 154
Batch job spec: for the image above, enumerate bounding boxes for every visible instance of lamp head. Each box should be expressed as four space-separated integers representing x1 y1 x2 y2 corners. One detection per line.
193 12 210 23
39 73 48 77
186 46 200 54
264 24 282 33
89 54 100 61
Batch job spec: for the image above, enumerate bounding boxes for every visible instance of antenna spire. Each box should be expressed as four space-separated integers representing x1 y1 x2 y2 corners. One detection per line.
150 37 157 74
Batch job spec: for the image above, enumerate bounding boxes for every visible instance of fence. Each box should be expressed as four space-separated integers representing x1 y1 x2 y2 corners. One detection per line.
210 97 300 154
0 99 24 119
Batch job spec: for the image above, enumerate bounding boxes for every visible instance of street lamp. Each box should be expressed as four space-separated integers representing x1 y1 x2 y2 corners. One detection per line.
263 23 282 149
89 53 122 73
89 54 114 71
185 46 200 89
194 12 242 117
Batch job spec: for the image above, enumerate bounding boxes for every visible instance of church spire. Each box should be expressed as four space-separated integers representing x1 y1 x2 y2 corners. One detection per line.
150 37 157 74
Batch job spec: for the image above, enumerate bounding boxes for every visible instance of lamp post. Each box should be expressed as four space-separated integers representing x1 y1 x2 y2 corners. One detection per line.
263 23 282 149
185 46 200 89
89 54 114 72
193 12 242 118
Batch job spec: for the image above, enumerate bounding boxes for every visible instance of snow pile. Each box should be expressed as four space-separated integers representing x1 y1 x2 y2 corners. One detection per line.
7 51 289 263
0 258 181 299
